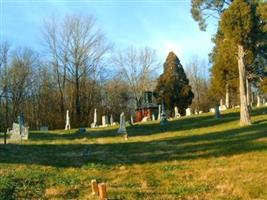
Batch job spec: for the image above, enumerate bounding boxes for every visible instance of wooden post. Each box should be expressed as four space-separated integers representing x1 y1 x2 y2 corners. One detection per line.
98 183 107 200
91 179 99 195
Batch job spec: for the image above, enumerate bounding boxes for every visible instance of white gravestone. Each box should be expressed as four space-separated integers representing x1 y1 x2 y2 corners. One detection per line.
65 110 71 130
102 115 108 127
130 115 134 125
91 108 97 128
152 113 155 121
117 112 128 140
10 122 29 141
158 105 161 120
110 114 113 125
210 108 215 113
219 105 227 111
186 108 192 116
174 106 181 118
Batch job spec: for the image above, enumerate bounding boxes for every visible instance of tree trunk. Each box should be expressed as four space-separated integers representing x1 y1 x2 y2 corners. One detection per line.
237 45 251 126
225 83 230 109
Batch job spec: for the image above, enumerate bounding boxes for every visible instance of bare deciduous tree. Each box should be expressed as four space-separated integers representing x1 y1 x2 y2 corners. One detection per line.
113 46 160 108
42 15 110 124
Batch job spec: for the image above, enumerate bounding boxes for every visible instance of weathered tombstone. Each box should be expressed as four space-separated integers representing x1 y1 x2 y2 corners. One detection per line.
110 115 114 126
174 106 181 118
160 103 168 131
219 105 227 111
10 123 22 142
210 108 215 113
40 126 48 131
105 115 109 125
9 114 29 142
102 115 107 127
117 112 128 140
215 105 221 118
78 128 86 133
158 104 161 120
21 126 29 140
141 116 149 122
65 110 71 130
130 115 134 126
91 108 97 128
186 108 192 116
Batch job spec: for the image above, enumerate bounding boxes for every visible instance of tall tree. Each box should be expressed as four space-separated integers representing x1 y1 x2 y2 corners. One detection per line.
220 0 265 125
155 52 194 115
42 15 110 125
210 31 239 108
191 0 267 126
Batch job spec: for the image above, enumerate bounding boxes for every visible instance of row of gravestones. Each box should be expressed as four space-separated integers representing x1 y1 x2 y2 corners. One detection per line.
63 109 119 131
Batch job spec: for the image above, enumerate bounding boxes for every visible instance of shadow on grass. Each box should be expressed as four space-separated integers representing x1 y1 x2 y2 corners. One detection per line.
0 114 267 167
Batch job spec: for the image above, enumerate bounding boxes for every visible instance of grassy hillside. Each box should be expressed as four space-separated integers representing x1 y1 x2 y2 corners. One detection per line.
0 107 267 199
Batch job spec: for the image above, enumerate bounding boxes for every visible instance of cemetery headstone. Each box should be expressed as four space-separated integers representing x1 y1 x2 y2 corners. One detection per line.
110 114 114 125
130 115 134 126
141 116 149 122
210 108 215 113
10 121 29 142
102 115 107 127
40 126 48 131
160 103 168 131
65 110 71 130
215 105 221 118
91 108 97 128
117 112 128 140
78 128 86 133
158 104 161 120
152 113 155 121
174 106 181 118
186 108 192 116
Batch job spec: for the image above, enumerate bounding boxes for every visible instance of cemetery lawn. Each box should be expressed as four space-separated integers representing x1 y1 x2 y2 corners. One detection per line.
1 107 267 200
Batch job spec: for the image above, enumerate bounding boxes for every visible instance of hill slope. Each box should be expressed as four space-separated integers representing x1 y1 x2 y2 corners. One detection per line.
0 107 267 199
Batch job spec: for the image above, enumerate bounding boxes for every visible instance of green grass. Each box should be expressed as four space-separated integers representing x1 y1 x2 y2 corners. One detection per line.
1 107 267 199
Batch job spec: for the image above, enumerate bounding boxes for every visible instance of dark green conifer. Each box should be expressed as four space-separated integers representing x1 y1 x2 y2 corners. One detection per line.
154 52 194 116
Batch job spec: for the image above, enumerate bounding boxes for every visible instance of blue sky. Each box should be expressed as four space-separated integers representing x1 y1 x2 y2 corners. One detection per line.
1 0 217 67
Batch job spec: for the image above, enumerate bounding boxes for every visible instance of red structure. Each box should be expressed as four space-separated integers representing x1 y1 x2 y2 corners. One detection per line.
135 91 158 122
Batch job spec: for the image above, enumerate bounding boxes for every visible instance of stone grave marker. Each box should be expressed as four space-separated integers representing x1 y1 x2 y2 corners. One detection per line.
117 112 128 140
65 110 71 130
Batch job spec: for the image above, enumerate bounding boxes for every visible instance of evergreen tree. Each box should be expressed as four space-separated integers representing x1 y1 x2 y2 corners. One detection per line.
154 52 194 116
220 0 265 126
210 30 239 108
191 0 267 126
